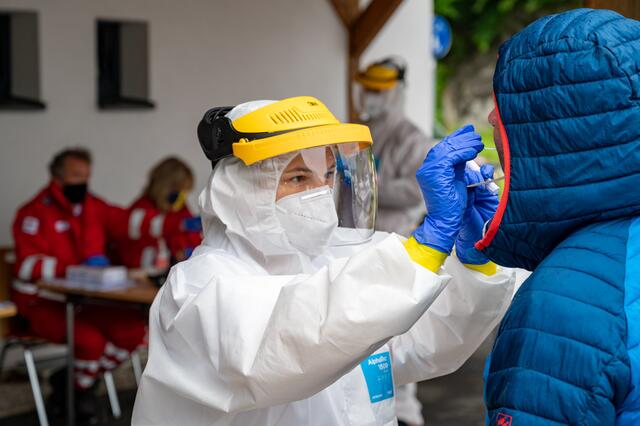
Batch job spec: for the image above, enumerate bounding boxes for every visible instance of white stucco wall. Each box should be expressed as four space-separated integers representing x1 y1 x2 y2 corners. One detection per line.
0 0 433 245
361 0 434 137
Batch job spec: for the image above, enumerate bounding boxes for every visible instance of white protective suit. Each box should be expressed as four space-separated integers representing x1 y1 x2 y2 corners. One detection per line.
363 87 436 237
132 150 515 425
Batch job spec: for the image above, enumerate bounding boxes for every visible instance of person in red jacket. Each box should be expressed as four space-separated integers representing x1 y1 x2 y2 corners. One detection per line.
110 157 202 270
12 147 147 421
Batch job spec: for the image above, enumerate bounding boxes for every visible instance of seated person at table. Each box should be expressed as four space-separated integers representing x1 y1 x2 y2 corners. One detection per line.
11 147 147 421
110 157 202 270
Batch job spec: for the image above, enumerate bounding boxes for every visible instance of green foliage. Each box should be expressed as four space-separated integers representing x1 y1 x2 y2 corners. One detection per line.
434 0 581 63
433 0 581 134
434 62 451 135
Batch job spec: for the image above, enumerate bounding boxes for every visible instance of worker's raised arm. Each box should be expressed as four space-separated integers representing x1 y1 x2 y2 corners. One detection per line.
391 256 514 386
133 234 448 420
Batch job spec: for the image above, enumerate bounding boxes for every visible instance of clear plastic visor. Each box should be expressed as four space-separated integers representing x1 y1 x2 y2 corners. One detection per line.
275 143 377 246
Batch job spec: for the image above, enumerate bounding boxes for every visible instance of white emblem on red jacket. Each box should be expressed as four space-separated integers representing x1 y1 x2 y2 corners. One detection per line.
55 220 70 233
22 216 39 235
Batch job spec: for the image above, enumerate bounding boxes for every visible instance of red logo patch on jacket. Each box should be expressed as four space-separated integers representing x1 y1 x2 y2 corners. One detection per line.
497 413 513 426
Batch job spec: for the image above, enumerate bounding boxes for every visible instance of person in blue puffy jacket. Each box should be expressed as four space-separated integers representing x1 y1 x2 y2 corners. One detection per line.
479 8 640 425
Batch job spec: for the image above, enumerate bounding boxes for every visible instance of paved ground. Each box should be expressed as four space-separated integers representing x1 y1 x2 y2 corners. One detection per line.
1 339 493 425
1 389 136 426
0 345 139 426
419 339 492 426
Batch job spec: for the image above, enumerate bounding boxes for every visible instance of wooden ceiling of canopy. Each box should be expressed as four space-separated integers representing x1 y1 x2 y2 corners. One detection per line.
584 0 640 19
328 0 404 120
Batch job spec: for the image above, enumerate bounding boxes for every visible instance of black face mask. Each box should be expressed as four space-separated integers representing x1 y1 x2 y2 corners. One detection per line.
63 183 88 204
167 191 180 205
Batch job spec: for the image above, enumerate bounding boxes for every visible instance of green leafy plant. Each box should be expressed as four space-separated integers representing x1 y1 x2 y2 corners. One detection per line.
435 0 581 63
433 0 581 134
433 0 581 183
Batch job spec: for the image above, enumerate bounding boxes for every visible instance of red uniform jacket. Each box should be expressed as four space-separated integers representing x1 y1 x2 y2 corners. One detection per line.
109 196 201 268
12 181 114 284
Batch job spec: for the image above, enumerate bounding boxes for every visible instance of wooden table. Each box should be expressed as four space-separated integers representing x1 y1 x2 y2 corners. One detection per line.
39 279 158 305
0 300 17 319
38 279 158 426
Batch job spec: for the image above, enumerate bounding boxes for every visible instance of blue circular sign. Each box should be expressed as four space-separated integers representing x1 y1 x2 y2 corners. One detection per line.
433 15 452 60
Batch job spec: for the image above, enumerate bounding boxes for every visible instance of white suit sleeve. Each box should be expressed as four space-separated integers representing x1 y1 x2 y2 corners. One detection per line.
390 256 515 387
137 235 449 415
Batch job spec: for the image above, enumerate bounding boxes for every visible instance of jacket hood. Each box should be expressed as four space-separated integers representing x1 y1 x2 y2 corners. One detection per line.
477 8 640 270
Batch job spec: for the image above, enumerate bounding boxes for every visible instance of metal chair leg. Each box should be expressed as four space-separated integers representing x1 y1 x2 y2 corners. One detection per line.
131 350 143 386
24 348 49 426
0 341 10 377
103 370 121 418
0 339 19 377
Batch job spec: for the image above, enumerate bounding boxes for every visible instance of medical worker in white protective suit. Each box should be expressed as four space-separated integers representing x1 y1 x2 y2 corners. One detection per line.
356 58 435 238
132 96 515 426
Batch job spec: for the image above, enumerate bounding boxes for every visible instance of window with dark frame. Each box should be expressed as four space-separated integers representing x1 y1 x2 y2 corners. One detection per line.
97 19 154 109
0 11 45 110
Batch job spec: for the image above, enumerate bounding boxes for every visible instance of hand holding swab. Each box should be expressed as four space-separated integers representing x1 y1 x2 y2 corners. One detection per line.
467 175 505 188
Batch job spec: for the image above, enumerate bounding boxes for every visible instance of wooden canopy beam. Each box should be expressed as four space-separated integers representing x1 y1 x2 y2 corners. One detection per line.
327 0 405 120
328 0 356 27
584 0 640 19
349 0 404 57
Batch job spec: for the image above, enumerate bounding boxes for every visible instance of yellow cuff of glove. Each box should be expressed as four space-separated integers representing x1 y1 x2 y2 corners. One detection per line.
463 261 497 276
403 236 448 273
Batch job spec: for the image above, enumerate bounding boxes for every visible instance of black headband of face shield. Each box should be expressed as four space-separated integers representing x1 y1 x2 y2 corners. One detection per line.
197 106 236 167
197 106 274 169
378 58 406 83
197 106 310 169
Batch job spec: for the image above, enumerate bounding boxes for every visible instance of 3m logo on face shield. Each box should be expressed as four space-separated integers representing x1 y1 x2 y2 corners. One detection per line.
497 413 513 426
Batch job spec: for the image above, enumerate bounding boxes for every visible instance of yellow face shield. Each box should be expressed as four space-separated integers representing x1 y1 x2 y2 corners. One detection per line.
197 96 378 246
231 97 373 165
232 123 372 165
198 96 373 165
355 63 402 91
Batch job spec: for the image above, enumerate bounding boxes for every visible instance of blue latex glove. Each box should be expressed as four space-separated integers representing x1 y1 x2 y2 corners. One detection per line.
455 164 500 264
182 216 202 233
413 125 484 253
183 247 195 258
84 255 110 267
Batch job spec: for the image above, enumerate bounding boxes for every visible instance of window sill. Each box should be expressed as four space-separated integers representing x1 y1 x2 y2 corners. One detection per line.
0 96 46 110
98 97 155 110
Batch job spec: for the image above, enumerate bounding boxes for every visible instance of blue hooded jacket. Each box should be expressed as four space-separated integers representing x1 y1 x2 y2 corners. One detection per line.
480 9 640 425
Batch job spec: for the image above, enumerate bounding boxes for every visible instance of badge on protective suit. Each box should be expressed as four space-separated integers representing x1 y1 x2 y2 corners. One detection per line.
360 351 394 403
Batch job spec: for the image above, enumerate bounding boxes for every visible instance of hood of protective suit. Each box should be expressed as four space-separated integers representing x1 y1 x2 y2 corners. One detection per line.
476 8 640 270
362 85 407 143
198 100 320 274
199 152 325 274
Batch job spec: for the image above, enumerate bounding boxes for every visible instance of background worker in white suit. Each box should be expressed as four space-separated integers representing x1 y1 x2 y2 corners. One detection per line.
356 58 436 238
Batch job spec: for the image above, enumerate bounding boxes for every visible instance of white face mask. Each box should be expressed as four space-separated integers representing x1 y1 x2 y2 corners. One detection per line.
276 186 339 256
361 92 387 120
